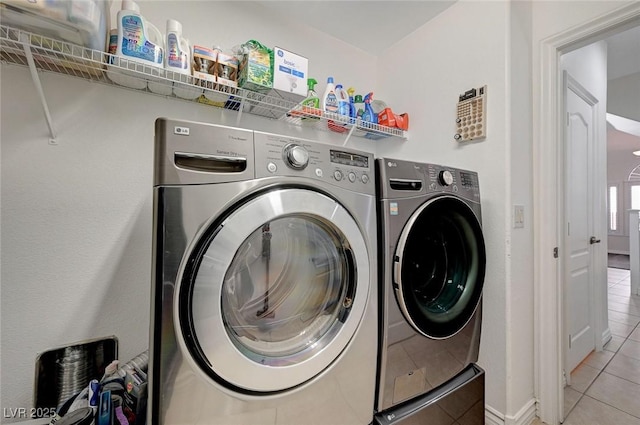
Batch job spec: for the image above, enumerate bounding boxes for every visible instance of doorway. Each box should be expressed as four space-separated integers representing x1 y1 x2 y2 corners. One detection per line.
534 4 640 425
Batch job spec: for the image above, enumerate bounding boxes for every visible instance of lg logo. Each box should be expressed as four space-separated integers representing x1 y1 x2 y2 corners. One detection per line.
387 161 397 167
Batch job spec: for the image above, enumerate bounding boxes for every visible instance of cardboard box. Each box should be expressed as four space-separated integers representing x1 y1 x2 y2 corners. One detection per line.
215 51 239 88
272 46 307 102
192 45 217 84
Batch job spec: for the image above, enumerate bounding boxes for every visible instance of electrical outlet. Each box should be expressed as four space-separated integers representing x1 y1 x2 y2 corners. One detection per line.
513 205 525 229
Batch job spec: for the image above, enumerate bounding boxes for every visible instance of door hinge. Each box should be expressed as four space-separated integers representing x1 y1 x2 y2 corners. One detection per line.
569 334 572 349
553 247 559 258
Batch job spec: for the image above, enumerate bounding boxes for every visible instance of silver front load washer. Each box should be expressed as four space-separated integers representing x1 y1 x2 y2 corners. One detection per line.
149 118 378 425
374 158 486 424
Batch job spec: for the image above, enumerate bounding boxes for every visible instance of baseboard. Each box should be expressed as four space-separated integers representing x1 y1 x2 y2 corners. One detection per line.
486 399 538 425
486 405 504 425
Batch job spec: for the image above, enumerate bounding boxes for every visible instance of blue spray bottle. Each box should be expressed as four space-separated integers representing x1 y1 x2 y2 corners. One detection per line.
362 92 378 125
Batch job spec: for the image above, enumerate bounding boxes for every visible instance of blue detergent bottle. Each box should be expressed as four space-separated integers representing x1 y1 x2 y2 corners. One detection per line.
335 84 350 118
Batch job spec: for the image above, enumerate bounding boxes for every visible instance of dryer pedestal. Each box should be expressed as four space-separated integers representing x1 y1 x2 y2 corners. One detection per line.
373 364 484 425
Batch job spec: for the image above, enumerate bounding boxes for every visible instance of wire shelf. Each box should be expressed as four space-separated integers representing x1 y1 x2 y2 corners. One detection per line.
0 24 407 141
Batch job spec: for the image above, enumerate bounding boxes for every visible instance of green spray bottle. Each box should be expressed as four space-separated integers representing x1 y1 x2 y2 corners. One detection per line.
301 78 320 120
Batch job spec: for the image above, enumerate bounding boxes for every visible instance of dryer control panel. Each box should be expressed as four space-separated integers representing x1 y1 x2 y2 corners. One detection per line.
254 131 374 195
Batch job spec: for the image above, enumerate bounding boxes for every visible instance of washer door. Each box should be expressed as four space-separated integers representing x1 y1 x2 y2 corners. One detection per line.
394 195 485 339
178 188 370 394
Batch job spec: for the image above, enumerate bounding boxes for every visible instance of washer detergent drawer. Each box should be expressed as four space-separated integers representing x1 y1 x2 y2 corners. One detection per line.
373 364 484 425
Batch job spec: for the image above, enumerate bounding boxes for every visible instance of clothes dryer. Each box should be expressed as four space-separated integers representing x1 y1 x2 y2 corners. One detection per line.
374 158 486 419
149 118 378 425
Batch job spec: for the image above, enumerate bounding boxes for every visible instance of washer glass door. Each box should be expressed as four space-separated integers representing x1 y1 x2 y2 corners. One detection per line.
178 188 370 393
395 196 485 339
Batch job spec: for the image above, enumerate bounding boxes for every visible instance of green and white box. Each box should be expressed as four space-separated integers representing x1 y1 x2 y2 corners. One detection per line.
238 42 272 94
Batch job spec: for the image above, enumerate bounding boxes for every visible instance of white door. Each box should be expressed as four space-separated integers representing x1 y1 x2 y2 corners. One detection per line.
564 72 599 378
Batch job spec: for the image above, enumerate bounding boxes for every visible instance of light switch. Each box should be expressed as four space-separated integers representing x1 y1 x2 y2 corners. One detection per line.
513 205 525 229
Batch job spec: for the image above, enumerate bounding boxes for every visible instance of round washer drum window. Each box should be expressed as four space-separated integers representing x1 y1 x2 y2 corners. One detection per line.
178 188 371 393
221 215 355 364
397 196 486 339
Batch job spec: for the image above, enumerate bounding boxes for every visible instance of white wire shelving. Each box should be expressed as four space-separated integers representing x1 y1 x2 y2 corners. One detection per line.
0 24 408 143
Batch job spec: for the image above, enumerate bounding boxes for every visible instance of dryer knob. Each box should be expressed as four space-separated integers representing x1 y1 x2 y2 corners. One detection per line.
283 144 309 170
439 170 454 186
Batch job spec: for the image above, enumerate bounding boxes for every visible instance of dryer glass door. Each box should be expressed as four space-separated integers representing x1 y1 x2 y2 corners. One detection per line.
178 188 370 393
395 196 485 339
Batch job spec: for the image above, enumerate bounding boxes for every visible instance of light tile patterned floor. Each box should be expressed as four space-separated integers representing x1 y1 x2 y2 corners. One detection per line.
560 267 640 425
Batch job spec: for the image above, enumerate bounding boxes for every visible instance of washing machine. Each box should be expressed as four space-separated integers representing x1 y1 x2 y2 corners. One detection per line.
373 158 486 424
149 118 378 425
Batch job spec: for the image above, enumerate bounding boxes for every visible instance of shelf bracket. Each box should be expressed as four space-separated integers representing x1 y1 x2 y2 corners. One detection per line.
342 124 356 146
236 96 246 126
20 34 57 144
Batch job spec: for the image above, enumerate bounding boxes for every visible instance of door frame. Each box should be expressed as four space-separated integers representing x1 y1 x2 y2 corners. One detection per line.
534 3 640 425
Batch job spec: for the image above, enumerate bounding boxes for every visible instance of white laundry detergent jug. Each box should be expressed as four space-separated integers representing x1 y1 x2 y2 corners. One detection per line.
107 0 164 90
149 18 194 97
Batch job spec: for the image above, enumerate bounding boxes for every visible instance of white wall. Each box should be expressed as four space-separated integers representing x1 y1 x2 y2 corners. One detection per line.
0 1 378 417
608 71 640 122
506 1 536 422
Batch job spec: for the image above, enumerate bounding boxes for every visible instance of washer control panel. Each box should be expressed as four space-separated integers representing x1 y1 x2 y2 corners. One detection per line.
379 158 479 201
254 132 374 194
426 163 480 200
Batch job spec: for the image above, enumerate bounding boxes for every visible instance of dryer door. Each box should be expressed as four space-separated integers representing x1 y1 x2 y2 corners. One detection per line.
177 188 370 394
394 195 485 339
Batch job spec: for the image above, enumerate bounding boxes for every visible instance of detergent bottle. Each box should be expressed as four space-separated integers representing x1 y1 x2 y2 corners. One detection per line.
116 0 163 68
362 92 379 125
110 0 164 89
150 18 192 95
335 84 350 118
322 77 338 115
347 87 357 123
165 19 190 76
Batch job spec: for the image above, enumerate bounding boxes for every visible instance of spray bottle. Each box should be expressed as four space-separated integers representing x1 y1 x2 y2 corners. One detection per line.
362 92 378 125
301 78 320 119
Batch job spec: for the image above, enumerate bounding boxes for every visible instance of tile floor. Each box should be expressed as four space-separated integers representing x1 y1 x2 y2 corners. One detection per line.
559 267 640 425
